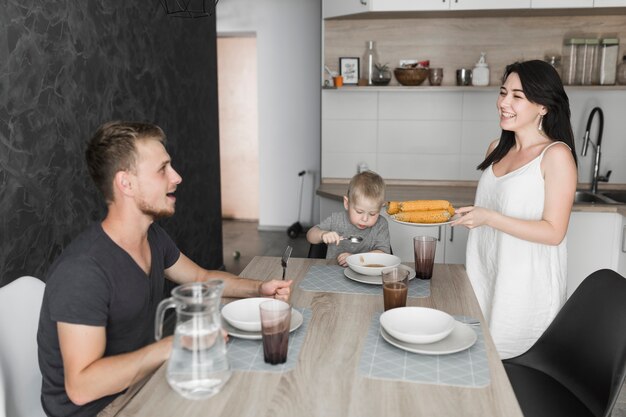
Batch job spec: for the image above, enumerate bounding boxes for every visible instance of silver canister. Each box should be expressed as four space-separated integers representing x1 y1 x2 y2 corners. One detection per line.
456 68 473 86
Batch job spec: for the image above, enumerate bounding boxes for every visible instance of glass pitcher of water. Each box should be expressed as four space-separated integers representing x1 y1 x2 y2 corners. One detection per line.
155 280 231 400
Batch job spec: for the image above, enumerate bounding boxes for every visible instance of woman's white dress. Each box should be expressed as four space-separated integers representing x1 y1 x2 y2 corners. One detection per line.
465 141 567 359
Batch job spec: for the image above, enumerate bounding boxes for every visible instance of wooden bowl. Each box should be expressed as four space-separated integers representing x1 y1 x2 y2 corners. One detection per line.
394 67 429 86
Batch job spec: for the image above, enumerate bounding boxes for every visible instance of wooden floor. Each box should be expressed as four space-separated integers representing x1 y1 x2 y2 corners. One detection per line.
221 219 626 417
222 219 310 276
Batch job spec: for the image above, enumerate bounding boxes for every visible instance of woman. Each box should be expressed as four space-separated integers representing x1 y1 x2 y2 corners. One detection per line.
452 60 578 359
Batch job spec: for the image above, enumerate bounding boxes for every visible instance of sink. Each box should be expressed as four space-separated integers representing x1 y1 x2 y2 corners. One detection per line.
573 191 618 204
599 191 626 204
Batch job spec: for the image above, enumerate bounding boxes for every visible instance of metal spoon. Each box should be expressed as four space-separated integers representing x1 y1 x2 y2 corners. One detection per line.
341 235 363 243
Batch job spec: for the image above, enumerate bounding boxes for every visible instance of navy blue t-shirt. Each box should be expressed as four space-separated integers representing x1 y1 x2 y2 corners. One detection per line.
37 222 180 417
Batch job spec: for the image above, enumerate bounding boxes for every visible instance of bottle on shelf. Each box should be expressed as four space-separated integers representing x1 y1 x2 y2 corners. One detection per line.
472 52 490 86
361 41 379 86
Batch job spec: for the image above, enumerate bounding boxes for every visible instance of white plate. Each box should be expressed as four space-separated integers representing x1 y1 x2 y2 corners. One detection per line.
380 320 477 355
380 307 455 344
344 264 416 285
390 213 460 227
222 309 303 340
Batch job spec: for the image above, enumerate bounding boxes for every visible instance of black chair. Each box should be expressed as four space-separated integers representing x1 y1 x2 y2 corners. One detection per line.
307 243 328 259
503 269 626 417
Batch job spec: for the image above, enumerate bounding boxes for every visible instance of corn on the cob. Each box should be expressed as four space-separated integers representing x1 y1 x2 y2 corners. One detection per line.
447 205 455 216
399 200 451 212
387 201 401 215
392 209 451 223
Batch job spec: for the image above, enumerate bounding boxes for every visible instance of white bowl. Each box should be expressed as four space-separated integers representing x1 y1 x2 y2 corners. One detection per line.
221 297 268 332
380 307 455 344
346 253 401 276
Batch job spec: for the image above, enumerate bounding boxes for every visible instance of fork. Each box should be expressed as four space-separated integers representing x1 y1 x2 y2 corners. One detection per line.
281 245 293 280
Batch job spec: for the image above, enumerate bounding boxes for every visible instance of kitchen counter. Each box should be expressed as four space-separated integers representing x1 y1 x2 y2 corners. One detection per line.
317 179 626 217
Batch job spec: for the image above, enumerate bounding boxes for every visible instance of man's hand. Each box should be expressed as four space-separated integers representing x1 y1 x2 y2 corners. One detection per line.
260 279 293 302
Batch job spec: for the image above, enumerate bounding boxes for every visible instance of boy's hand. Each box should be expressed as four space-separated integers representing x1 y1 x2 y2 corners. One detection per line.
321 231 342 246
337 252 351 267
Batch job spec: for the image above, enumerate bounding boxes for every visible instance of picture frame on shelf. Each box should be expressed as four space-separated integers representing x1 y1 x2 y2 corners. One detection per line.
339 57 359 85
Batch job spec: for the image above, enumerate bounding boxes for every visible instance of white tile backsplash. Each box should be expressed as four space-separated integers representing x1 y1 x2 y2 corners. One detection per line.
322 152 378 178
322 120 378 152
322 89 626 184
377 153 461 180
378 120 462 154
322 91 378 120
379 91 463 120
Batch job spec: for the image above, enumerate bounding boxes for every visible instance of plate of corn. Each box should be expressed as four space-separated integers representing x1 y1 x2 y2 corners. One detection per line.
386 200 459 226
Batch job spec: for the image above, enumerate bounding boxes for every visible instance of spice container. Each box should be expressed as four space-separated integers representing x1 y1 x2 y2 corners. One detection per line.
562 38 584 85
580 38 599 85
472 52 490 86
618 55 626 85
598 38 619 85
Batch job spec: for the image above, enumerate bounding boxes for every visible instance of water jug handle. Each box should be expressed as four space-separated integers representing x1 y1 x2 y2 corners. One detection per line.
155 297 178 341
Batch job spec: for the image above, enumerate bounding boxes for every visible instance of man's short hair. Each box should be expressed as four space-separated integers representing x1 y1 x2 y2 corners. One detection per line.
85 121 166 203
347 171 385 206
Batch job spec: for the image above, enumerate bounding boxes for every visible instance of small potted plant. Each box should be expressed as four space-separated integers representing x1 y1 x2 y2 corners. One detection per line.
372 63 392 86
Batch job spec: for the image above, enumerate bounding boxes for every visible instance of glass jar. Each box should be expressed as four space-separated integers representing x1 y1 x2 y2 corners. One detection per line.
361 41 379 86
472 52 490 86
598 38 619 85
562 38 584 85
580 38 599 85
617 55 626 85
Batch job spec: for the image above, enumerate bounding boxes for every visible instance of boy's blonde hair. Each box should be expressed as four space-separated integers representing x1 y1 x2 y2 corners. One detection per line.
346 171 385 206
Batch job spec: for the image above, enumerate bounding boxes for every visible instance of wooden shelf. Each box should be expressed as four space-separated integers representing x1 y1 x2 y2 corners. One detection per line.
322 85 626 92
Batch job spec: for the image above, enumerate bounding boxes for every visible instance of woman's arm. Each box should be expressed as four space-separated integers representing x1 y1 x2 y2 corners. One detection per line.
454 143 577 245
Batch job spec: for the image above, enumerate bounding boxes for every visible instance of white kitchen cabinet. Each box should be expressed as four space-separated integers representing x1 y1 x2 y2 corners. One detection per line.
450 0 530 10
324 0 532 17
594 0 626 6
385 213 467 264
531 0 593 8
566 211 625 298
444 224 470 264
323 0 369 19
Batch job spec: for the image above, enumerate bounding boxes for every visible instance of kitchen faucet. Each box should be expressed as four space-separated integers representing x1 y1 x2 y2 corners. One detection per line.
581 107 611 194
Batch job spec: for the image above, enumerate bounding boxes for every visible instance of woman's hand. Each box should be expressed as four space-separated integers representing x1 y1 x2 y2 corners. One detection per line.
452 206 493 229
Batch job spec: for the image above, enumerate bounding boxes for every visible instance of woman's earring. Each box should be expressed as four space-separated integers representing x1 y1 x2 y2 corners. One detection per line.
538 114 544 132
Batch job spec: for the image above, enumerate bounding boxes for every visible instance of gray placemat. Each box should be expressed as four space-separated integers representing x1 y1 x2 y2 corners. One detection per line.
299 265 430 298
358 313 490 388
226 308 311 373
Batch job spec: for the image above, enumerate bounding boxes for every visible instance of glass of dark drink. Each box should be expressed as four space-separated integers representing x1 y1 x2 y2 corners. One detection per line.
259 300 291 365
382 267 410 311
413 236 437 280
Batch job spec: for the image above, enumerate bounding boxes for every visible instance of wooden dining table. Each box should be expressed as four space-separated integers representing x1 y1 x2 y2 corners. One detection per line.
112 256 523 417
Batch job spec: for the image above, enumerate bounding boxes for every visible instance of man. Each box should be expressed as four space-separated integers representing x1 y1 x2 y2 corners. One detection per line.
37 121 292 417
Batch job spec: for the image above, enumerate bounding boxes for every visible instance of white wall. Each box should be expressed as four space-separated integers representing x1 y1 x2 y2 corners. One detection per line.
322 89 626 184
217 0 321 229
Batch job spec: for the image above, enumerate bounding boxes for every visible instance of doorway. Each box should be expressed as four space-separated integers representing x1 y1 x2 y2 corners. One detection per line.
217 35 259 220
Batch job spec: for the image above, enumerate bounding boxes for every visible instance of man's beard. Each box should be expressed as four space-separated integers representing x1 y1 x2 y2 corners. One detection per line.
138 199 175 220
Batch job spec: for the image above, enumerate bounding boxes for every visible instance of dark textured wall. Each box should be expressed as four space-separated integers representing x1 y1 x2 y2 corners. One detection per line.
0 1 223 286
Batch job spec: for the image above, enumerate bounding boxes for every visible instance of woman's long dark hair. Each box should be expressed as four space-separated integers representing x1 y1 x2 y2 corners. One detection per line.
477 60 577 170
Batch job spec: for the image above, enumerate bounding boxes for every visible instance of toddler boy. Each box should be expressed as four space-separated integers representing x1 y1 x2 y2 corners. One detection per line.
307 171 391 266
